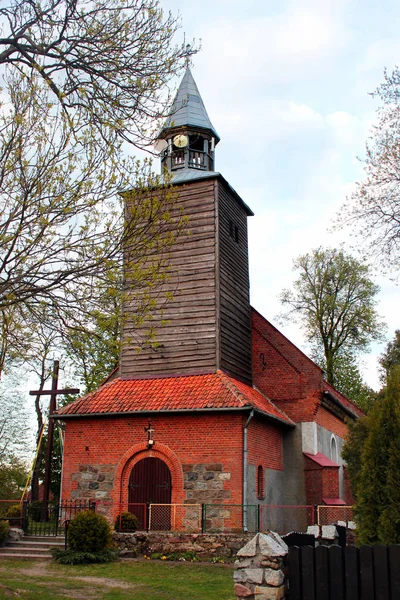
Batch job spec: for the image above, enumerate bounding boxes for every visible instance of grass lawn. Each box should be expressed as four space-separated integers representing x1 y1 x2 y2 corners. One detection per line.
0 558 236 600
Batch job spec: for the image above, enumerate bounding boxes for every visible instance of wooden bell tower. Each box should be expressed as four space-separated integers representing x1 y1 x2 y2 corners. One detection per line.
120 67 254 385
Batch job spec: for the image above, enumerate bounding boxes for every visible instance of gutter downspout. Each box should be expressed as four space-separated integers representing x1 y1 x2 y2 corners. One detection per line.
243 409 254 532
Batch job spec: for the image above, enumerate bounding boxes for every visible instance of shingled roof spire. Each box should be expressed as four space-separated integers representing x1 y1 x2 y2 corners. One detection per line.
156 67 219 174
160 67 219 141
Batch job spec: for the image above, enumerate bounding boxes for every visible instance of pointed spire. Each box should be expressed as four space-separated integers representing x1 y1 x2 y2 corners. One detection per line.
159 68 220 142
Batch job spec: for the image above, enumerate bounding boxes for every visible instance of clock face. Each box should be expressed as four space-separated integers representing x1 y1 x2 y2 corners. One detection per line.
173 134 188 148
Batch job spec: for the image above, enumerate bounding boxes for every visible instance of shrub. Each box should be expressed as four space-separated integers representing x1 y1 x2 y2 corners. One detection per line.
68 510 112 553
52 547 118 565
6 504 22 526
0 520 9 545
114 511 138 532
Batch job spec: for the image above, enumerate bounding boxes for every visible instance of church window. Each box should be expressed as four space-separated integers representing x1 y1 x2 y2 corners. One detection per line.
330 435 338 463
257 465 265 500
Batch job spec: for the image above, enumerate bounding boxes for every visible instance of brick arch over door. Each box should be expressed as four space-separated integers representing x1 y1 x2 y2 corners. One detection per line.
113 442 184 518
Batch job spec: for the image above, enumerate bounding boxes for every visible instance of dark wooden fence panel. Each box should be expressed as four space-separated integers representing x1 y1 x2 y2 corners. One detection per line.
329 545 345 600
389 546 400 600
289 544 400 600
288 546 302 600
374 546 390 600
344 545 359 599
301 546 315 600
360 545 374 600
315 545 329 600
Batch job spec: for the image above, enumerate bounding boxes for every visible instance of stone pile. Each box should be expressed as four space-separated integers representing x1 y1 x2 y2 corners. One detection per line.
306 521 356 546
233 532 288 600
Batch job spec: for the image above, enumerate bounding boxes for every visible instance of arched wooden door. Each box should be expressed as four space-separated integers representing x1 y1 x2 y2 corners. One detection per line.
128 457 172 530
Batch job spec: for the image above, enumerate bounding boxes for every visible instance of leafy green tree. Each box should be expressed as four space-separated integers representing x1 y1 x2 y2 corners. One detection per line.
279 247 385 386
378 387 400 543
380 330 400 379
0 0 190 375
352 367 400 544
0 0 187 148
333 354 378 412
336 68 400 274
0 457 27 501
62 278 122 394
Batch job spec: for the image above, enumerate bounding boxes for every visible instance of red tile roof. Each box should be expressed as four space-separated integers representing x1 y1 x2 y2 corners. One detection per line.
304 452 339 467
56 370 294 426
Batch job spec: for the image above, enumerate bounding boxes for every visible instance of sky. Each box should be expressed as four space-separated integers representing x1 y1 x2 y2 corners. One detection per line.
157 0 400 390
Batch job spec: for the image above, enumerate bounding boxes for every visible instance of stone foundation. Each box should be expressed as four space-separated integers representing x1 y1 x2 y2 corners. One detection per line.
71 464 116 517
183 463 232 503
113 531 253 560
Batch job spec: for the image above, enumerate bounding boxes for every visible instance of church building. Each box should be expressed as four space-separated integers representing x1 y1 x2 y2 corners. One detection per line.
56 68 363 532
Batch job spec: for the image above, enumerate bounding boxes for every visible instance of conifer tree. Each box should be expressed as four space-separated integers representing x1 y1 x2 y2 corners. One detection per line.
377 367 400 544
354 366 400 544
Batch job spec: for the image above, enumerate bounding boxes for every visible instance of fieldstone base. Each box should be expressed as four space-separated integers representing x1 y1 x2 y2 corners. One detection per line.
113 531 253 559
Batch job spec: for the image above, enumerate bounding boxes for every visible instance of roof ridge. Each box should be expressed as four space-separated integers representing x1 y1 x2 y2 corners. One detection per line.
251 383 295 424
216 370 248 407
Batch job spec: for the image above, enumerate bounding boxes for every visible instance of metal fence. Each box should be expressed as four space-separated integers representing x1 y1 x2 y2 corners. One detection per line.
23 499 96 536
116 503 202 532
112 503 355 533
149 504 202 532
203 503 259 533
317 505 353 526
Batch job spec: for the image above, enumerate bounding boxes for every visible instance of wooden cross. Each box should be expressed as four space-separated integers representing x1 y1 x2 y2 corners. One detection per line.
29 360 80 505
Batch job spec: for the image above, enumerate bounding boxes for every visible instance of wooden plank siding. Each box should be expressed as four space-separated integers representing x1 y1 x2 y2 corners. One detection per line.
217 182 252 385
120 175 253 383
120 179 219 378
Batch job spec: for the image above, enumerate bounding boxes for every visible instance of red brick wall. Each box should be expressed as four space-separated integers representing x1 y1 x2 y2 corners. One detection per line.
322 468 340 499
304 466 323 505
247 417 283 471
61 412 245 518
315 406 349 439
251 310 323 422
304 456 340 504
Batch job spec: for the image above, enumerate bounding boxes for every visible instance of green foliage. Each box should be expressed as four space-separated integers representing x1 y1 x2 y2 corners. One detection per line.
342 417 370 499
67 511 112 553
279 247 385 386
52 547 118 565
64 280 122 394
332 354 378 412
5 504 22 527
0 520 9 545
0 0 190 377
0 457 28 500
380 330 400 379
349 366 400 544
114 512 138 532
